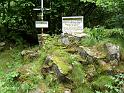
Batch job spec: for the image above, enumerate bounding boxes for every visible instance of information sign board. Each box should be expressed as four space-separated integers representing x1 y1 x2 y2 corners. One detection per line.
62 16 83 35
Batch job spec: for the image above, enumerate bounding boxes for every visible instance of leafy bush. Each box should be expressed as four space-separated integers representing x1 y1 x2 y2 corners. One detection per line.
81 27 124 46
94 74 124 93
105 74 124 93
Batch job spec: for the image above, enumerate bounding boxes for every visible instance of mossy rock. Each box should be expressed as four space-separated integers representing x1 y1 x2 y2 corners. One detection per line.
51 56 72 75
71 54 86 63
97 60 112 74
85 64 97 81
65 47 77 54
92 75 114 91
79 46 106 59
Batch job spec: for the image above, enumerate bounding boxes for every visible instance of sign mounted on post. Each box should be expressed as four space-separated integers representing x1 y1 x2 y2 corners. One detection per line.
62 16 83 36
35 21 48 28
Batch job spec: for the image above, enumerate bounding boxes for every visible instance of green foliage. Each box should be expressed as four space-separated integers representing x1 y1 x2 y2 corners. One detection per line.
0 0 36 43
80 27 124 46
93 75 114 88
93 75 114 93
73 84 94 93
71 62 85 88
105 74 124 93
0 47 41 93
0 34 124 93
44 74 63 93
95 74 124 93
0 0 124 43
0 71 20 93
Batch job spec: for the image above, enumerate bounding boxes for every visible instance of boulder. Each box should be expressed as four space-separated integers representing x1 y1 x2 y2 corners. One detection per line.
42 55 72 82
61 34 70 45
78 46 106 64
105 43 120 61
44 55 52 65
61 33 82 45
98 60 113 74
51 56 72 75
21 50 39 61
79 46 106 59
65 47 77 54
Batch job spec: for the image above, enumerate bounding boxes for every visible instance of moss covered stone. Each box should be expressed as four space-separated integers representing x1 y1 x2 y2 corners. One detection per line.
51 56 72 75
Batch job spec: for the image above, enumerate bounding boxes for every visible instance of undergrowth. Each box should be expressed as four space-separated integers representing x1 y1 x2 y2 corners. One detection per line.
0 27 124 93
81 27 124 47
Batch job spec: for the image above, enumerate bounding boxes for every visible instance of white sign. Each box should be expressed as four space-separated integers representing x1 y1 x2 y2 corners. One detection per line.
35 21 48 28
62 16 83 36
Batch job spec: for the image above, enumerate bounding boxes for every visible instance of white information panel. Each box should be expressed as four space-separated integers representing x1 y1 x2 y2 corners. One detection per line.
62 16 83 35
35 21 48 28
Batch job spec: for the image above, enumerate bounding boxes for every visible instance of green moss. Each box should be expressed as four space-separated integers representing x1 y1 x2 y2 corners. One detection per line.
52 56 72 75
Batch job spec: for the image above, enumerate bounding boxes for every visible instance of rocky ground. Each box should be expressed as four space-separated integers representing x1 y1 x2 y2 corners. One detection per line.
0 34 124 93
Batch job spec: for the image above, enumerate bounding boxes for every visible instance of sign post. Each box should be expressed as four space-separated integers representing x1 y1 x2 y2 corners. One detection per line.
33 0 50 46
41 0 43 34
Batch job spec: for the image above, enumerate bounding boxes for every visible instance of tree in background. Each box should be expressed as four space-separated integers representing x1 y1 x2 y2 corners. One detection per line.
0 0 124 43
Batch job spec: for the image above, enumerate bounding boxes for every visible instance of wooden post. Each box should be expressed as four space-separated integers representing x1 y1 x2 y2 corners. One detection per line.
37 0 44 47
41 0 43 34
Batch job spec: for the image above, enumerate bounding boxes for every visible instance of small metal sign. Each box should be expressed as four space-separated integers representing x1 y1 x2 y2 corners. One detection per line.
33 8 50 11
35 21 48 28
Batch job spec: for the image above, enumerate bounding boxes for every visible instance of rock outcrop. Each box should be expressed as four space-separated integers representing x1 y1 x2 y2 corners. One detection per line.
105 43 120 62
21 50 40 62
